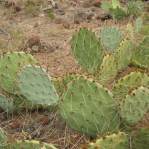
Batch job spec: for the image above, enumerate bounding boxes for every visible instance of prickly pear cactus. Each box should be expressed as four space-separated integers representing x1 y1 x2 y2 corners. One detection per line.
88 132 129 149
127 0 144 17
113 72 149 101
0 94 14 113
132 128 149 149
114 39 133 70
0 52 37 94
59 76 120 136
71 28 104 73
97 54 117 85
134 17 143 33
17 65 59 106
120 86 149 125
97 39 134 85
0 128 7 148
132 36 149 68
100 26 123 52
53 74 78 97
7 140 57 149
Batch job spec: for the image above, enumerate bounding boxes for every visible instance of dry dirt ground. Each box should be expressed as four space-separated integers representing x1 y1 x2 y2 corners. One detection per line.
0 0 148 149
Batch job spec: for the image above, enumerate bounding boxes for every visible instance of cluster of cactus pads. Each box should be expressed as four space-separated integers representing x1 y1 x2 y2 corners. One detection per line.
0 17 149 148
0 52 59 112
54 17 149 147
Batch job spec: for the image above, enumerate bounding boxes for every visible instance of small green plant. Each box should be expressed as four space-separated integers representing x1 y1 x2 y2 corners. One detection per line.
101 0 127 20
47 9 55 19
101 0 144 20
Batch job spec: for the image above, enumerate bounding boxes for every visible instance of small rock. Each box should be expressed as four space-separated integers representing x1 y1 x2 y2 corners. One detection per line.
32 45 39 52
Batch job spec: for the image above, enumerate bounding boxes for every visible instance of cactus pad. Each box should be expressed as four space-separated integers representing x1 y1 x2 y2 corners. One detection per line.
120 86 149 125
0 52 37 93
17 65 59 106
113 72 149 101
114 39 133 70
88 132 129 149
59 76 120 136
98 54 118 85
0 94 14 113
132 36 149 68
8 140 57 149
100 26 123 52
53 74 80 97
71 28 104 73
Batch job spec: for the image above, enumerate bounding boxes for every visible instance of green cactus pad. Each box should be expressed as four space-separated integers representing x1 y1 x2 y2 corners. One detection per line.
114 39 134 70
134 17 143 33
97 54 118 85
120 86 149 125
0 94 14 113
71 28 104 73
88 132 129 149
17 65 59 106
0 128 7 148
127 0 144 17
113 72 149 101
7 140 57 149
132 36 149 68
59 77 120 136
0 52 37 94
132 128 149 149
100 26 123 52
53 74 79 97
